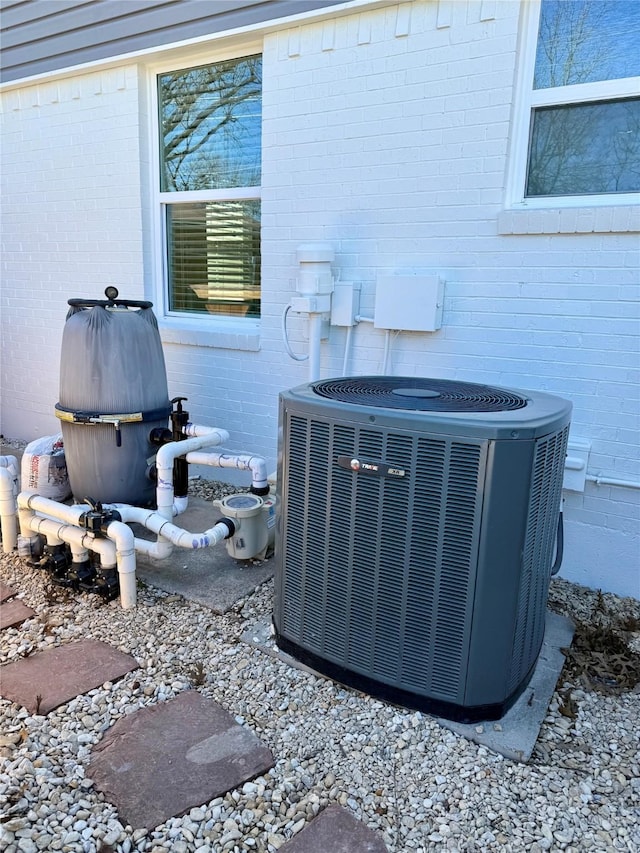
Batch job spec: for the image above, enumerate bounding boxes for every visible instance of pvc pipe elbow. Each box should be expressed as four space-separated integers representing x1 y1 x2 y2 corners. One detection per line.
182 424 230 442
0 467 18 552
173 496 189 516
0 456 19 494
17 491 87 527
105 519 136 557
184 451 269 492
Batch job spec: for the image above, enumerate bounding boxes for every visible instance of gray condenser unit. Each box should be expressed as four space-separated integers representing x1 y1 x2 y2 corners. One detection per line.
273 376 571 723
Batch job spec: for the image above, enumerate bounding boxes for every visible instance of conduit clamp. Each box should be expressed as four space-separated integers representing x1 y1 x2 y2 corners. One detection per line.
54 404 172 447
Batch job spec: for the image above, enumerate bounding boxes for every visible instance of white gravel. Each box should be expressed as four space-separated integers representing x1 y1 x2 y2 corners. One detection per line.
0 476 639 852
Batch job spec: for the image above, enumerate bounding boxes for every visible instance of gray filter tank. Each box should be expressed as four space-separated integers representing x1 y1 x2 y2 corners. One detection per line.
56 289 171 506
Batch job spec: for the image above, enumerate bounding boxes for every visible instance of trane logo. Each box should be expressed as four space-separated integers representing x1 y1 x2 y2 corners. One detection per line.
336 455 406 478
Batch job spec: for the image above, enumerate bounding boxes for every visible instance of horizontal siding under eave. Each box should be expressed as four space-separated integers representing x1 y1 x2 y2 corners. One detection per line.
0 0 345 83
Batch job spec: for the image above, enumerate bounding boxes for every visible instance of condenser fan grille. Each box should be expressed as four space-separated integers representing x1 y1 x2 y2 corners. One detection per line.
312 377 528 412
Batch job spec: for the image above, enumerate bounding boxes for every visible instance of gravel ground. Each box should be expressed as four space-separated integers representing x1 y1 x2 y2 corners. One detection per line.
0 467 639 852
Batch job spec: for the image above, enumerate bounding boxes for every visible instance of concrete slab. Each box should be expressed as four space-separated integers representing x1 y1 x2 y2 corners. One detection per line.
0 639 139 714
88 690 275 830
0 581 17 602
438 611 574 762
133 497 274 613
280 805 388 852
241 610 574 763
0 598 36 630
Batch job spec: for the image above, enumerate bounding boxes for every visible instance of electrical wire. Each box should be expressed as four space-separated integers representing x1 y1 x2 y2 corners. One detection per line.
281 304 309 362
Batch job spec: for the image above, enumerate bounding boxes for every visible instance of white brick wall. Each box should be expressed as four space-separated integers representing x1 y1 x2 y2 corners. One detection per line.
0 67 145 440
1 1 638 597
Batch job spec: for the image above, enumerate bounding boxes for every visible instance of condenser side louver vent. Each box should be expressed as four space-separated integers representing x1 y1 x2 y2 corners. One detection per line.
274 377 571 723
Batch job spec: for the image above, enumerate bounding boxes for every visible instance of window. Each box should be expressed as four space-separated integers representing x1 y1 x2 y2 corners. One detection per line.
519 1 640 202
157 55 262 318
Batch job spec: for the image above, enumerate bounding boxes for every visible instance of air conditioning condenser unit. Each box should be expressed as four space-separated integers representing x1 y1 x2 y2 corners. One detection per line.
273 376 571 723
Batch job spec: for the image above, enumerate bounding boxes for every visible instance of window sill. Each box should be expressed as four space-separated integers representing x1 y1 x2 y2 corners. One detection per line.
159 317 260 351
498 204 640 235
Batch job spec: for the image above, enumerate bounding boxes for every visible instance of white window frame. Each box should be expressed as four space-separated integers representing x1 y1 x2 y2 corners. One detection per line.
147 41 262 350
505 0 640 213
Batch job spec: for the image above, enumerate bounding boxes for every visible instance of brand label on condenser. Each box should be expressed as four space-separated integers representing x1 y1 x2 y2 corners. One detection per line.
336 455 406 478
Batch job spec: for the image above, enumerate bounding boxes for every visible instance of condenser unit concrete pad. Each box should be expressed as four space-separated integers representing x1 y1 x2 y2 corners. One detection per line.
242 610 574 763
0 598 36 630
88 690 275 830
133 497 274 613
0 639 139 714
280 805 389 852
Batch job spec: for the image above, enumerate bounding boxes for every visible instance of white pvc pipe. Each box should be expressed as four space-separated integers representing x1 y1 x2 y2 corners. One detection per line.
18 490 87 526
11 424 239 608
19 503 138 610
155 427 229 523
104 503 233 559
0 467 18 553
174 495 189 516
69 541 90 563
22 514 116 566
0 454 20 484
104 519 137 609
182 423 231 440
185 450 269 492
308 313 324 382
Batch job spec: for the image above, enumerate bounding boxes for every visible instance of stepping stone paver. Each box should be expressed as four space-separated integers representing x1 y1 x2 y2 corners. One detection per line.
0 581 17 602
280 805 389 852
0 638 138 714
0 598 36 630
88 690 275 830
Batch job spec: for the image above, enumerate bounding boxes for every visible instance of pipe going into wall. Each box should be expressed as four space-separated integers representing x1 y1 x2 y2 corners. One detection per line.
586 474 640 490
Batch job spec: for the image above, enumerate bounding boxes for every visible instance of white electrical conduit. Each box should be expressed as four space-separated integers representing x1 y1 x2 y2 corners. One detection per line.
342 325 354 377
586 474 640 490
382 330 391 376
307 313 324 382
185 450 268 492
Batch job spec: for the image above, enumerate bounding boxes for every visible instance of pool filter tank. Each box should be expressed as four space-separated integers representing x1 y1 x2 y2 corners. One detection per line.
56 288 171 506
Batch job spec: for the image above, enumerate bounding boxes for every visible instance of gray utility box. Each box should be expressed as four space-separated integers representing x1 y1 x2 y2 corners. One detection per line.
273 376 571 723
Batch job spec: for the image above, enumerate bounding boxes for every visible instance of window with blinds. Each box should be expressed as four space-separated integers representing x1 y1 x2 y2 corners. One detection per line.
158 55 262 318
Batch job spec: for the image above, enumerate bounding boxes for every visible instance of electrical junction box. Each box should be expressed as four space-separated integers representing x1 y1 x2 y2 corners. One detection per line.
374 275 444 331
330 282 361 327
563 438 591 492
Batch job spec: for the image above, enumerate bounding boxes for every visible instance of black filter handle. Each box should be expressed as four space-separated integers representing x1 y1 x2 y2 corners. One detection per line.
68 286 152 310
